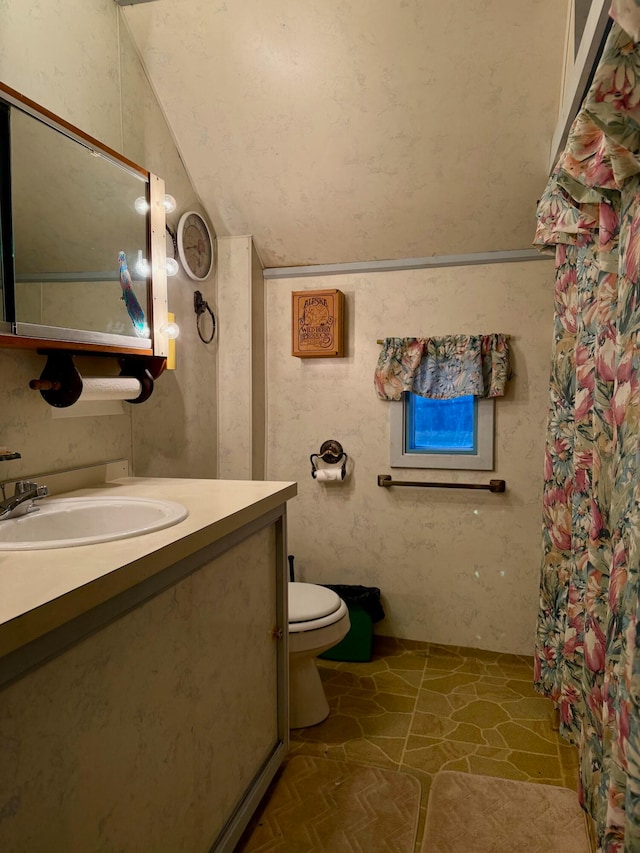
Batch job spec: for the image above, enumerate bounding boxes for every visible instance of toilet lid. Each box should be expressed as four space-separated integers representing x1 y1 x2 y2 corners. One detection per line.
288 582 341 623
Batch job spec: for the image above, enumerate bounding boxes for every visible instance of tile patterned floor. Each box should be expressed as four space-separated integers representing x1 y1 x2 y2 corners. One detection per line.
286 636 581 852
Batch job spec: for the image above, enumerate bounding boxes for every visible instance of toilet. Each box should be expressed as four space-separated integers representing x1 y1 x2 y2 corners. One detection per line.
288 582 350 729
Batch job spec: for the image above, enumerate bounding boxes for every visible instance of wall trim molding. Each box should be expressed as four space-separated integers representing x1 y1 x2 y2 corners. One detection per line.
263 249 552 279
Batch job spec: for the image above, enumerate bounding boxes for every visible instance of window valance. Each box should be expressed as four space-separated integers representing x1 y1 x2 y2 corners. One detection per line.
374 334 511 401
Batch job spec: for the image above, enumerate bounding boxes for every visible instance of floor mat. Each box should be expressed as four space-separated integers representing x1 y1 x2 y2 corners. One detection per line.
421 770 591 853
237 754 421 852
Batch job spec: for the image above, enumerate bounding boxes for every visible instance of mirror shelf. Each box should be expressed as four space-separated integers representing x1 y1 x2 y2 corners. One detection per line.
0 334 155 357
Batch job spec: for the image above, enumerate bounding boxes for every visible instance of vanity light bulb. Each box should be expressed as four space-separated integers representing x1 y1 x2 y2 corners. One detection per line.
161 321 180 339
163 194 177 214
165 257 179 277
134 196 150 215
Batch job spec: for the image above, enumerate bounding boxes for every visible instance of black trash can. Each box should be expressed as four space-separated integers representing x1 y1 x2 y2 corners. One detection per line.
318 585 385 662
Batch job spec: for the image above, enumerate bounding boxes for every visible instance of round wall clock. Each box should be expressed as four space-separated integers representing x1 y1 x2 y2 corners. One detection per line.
176 211 214 281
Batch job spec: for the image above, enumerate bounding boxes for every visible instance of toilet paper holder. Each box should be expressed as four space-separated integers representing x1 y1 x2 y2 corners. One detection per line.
310 439 348 480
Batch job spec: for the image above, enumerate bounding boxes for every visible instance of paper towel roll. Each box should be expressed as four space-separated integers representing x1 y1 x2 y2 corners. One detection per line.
315 468 344 482
79 377 142 402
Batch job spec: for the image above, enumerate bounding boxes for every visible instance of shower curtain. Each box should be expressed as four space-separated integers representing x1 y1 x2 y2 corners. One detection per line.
534 18 640 853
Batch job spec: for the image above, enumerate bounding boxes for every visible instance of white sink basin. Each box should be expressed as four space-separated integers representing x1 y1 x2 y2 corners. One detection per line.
0 496 189 550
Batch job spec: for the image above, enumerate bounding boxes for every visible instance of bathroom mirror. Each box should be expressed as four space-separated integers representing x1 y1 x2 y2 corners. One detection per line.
0 82 168 357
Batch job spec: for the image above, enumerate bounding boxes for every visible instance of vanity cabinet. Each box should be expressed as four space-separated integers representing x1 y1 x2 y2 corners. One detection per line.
0 483 291 852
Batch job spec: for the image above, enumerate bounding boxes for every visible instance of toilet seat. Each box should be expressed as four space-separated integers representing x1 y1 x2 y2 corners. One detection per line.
288 582 346 633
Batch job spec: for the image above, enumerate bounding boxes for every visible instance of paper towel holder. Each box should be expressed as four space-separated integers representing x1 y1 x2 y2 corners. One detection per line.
310 439 348 480
28 351 160 408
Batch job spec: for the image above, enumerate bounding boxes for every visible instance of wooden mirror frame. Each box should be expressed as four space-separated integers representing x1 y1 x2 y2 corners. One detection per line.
0 81 168 359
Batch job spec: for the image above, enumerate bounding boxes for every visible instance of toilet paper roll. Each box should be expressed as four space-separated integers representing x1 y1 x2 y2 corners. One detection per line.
79 377 142 402
315 468 344 482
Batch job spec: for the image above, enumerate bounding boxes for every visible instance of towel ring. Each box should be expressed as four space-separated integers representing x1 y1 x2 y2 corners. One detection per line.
194 290 216 344
310 439 348 479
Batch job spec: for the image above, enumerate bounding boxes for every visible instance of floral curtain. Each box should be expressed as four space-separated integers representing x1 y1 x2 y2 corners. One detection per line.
373 334 510 401
611 0 640 41
534 20 640 853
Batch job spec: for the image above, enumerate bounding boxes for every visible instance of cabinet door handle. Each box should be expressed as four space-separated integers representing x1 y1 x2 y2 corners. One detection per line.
271 626 284 641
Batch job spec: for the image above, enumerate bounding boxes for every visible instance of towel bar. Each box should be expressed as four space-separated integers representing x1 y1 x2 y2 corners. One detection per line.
377 475 505 492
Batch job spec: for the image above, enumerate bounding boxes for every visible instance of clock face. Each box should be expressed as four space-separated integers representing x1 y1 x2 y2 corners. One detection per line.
177 211 214 280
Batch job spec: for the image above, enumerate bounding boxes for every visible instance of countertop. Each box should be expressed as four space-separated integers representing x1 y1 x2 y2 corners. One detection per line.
0 476 297 659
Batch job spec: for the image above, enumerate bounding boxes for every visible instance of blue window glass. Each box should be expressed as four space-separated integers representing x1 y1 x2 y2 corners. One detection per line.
406 394 477 454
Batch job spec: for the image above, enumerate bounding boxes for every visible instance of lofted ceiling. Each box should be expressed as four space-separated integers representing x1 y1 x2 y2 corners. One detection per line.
124 0 567 269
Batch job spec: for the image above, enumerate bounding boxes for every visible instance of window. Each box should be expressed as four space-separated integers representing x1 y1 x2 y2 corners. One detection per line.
390 392 494 470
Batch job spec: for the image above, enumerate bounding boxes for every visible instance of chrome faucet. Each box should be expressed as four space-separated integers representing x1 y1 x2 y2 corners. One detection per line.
0 480 50 520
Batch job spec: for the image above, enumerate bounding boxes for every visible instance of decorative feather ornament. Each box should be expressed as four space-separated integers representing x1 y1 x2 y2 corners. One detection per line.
118 251 149 338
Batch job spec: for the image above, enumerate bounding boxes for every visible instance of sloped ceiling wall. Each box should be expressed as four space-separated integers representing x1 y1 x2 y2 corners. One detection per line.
124 0 567 268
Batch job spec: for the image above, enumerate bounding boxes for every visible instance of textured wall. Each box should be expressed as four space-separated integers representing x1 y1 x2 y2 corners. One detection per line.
124 0 566 266
216 236 267 480
266 260 555 655
217 237 255 479
0 0 216 480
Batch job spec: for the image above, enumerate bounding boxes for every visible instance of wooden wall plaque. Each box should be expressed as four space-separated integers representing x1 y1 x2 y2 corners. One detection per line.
291 289 345 358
